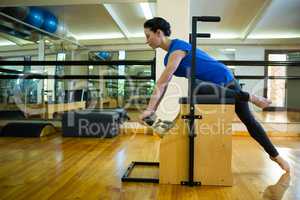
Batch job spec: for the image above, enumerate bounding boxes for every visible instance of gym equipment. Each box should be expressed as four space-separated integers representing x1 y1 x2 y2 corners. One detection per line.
0 101 86 119
44 101 86 119
122 16 226 186
0 122 56 137
88 97 118 109
64 89 85 103
97 51 111 60
160 96 235 186
62 110 120 138
8 86 85 119
25 7 45 28
85 108 130 123
0 110 26 119
122 95 235 185
42 11 58 33
143 113 175 137
11 88 86 119
12 74 42 104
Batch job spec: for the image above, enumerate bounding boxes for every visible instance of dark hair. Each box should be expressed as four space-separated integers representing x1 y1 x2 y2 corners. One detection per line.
144 17 171 36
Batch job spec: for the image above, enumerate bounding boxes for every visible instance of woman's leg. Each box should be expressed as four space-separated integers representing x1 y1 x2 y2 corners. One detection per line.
194 80 290 172
235 100 279 157
195 80 279 156
225 80 272 108
194 80 271 108
194 80 249 101
235 98 290 172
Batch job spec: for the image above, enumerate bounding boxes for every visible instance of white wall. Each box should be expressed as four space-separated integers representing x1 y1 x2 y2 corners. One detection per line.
156 0 190 121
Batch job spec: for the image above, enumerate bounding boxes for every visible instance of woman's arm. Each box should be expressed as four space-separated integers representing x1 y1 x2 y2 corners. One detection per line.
145 50 186 112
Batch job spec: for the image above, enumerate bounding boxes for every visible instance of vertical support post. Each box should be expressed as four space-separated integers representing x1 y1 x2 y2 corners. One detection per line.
181 16 199 187
183 16 221 187
189 16 197 186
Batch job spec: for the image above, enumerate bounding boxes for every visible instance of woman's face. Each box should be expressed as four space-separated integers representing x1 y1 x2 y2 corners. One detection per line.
144 28 162 49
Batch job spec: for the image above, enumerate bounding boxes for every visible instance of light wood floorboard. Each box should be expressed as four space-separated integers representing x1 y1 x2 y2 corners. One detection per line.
0 133 299 200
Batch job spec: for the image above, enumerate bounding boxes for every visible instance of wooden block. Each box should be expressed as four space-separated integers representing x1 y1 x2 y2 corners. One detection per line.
159 105 189 184
159 104 235 186
194 104 234 186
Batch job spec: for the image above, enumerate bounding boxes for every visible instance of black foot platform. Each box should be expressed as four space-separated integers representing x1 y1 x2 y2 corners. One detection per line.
121 161 159 183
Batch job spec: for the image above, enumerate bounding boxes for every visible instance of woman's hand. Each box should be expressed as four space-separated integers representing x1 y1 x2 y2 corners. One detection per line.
139 109 155 125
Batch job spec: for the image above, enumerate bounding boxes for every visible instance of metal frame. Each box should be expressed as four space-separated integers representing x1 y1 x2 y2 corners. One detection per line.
0 60 156 80
0 60 154 66
122 16 222 186
221 60 300 66
1 60 299 67
1 60 299 80
121 161 159 183
182 16 221 187
121 16 222 186
0 74 155 80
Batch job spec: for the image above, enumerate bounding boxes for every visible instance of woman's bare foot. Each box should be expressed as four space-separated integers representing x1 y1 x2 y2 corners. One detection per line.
250 94 272 109
270 155 290 173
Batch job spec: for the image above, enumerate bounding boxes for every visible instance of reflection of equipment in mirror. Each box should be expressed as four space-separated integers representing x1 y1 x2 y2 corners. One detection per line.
96 51 111 60
0 85 86 119
2 7 60 34
1 122 57 137
0 7 79 46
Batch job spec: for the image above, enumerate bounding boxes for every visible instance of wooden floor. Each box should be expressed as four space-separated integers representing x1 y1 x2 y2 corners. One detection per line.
0 133 299 200
253 111 300 123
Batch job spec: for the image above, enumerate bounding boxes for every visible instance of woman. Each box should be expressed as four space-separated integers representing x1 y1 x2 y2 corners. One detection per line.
139 17 290 172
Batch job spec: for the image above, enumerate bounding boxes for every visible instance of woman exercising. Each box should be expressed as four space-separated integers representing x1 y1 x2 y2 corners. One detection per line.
139 17 290 173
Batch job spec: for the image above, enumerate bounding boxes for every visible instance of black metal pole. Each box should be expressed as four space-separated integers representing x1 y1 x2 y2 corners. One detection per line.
189 33 211 42
187 16 198 187
1 60 299 67
186 26 211 186
183 15 222 187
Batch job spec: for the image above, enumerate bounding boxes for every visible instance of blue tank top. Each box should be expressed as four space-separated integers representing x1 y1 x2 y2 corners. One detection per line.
164 39 234 85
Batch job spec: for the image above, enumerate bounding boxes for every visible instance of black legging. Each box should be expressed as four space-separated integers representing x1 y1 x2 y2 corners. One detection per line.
194 79 279 158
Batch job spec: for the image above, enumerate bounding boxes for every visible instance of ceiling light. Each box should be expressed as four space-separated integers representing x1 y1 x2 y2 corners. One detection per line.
0 41 16 46
223 48 236 52
248 33 300 39
140 3 153 19
210 33 240 39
